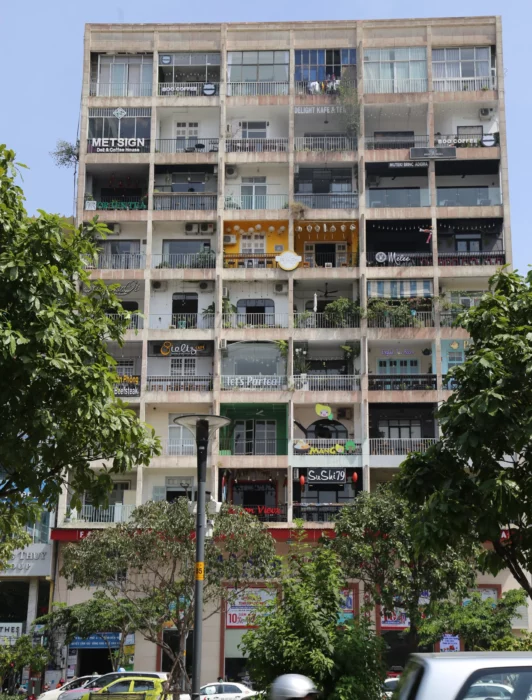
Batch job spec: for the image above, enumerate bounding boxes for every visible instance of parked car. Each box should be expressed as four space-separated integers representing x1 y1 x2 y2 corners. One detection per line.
79 677 164 700
180 682 256 699
38 677 94 700
397 653 532 700
383 677 400 698
58 673 167 700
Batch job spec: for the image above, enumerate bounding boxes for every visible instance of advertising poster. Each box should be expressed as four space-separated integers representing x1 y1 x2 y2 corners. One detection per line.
380 591 430 630
339 589 354 624
226 589 275 628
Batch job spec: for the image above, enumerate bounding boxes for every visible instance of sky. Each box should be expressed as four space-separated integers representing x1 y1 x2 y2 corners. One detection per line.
1 0 530 271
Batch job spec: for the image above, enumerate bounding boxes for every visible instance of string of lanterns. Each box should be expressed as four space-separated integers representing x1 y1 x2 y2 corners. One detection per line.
295 223 357 233
225 223 287 235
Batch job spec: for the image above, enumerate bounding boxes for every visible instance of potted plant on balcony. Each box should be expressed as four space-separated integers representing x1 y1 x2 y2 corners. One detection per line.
324 297 360 328
203 299 237 328
289 201 309 219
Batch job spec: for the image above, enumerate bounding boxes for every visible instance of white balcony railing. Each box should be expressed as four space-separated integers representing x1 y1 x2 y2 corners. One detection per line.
224 194 289 211
364 78 428 94
106 313 143 330
293 312 360 329
294 136 357 152
153 193 217 211
89 82 152 97
155 138 219 153
226 139 289 153
433 76 496 93
152 253 216 269
227 82 289 96
159 438 196 456
146 375 213 392
149 313 215 330
367 311 434 328
70 504 135 524
293 193 358 209
222 313 289 329
369 438 437 455
90 253 145 270
293 375 361 391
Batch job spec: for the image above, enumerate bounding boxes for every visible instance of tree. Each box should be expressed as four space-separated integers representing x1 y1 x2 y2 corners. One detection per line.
332 485 478 651
0 510 35 572
0 635 48 694
0 144 160 533
240 530 386 700
395 270 532 601
418 590 526 651
36 591 139 671
61 499 276 694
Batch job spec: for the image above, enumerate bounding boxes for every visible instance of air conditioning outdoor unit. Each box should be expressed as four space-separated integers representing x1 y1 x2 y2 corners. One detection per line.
198 281 214 292
479 107 493 120
200 223 215 234
367 175 380 187
337 407 353 420
222 287 229 298
219 339 228 350
224 234 237 245
225 165 239 179
274 283 288 295
152 281 168 292
185 223 200 234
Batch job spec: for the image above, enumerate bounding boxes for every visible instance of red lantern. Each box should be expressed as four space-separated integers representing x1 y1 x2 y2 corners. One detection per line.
300 475 306 486
352 472 358 483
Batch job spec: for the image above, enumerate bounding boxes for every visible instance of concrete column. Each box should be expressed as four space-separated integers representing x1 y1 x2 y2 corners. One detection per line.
26 578 39 630
495 16 512 265
136 467 144 507
287 398 294 521
76 30 92 224
288 32 295 252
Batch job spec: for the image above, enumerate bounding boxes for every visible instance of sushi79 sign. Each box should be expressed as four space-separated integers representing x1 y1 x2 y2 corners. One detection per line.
307 468 346 484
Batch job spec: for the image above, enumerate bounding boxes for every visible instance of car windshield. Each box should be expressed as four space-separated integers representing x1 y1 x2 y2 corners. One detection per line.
83 679 102 689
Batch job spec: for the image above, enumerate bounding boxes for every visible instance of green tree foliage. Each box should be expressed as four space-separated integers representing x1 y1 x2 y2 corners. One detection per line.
418 590 526 651
0 144 160 532
395 270 532 600
332 485 478 650
240 531 386 700
61 500 276 694
0 635 48 693
491 631 532 651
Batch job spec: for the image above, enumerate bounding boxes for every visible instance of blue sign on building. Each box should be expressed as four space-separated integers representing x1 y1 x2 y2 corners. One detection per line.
70 633 121 649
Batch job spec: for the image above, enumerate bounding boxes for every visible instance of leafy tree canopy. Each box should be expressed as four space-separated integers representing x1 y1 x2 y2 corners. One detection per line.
0 634 48 692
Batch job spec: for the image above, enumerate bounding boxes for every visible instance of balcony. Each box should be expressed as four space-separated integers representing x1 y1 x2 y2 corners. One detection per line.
367 311 434 329
87 196 147 212
433 76 496 93
155 138 219 154
224 194 289 211
89 253 145 270
364 78 428 94
69 504 135 524
223 253 278 269
89 82 152 97
227 82 289 97
149 313 215 330
152 253 216 269
438 251 506 267
294 136 357 152
222 313 289 329
293 375 360 391
229 503 288 523
114 375 141 398
440 312 464 328
226 139 288 153
367 252 433 267
366 189 430 208
368 374 437 391
293 439 362 456
294 312 360 329
365 135 430 150
293 193 359 209
293 503 346 522
295 78 356 96
106 313 144 330
159 438 196 456
221 375 289 391
369 438 437 455
219 438 288 455
158 82 220 97
146 375 213 392
301 252 359 268
436 187 502 207
153 193 218 211
435 133 499 149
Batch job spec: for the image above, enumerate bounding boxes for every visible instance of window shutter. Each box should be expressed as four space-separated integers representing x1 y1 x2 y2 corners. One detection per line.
152 486 166 502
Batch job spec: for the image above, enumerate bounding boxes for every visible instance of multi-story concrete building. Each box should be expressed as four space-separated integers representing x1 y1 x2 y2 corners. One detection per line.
52 15 521 681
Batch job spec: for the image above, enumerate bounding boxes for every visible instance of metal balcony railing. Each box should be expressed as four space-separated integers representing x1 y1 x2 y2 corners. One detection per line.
364 78 428 94
159 438 196 456
148 314 215 330
227 82 289 96
294 136 357 152
436 187 502 207
223 254 278 268
364 135 430 150
367 311 434 328
370 438 437 455
293 193 358 209
367 251 433 267
106 313 143 331
293 375 361 391
293 312 360 329
293 439 362 455
366 189 431 208
158 82 220 97
438 251 505 266
153 193 217 211
146 375 213 392
224 194 289 210
90 253 145 270
89 82 153 97
88 196 147 211
440 312 464 328
434 133 499 148
72 504 135 523
301 252 359 268
433 76 497 93
368 374 437 391
219 438 288 455
226 138 289 153
293 504 346 522
155 138 219 153
221 375 289 391
294 79 356 95
221 313 289 329
152 253 216 269
229 503 288 522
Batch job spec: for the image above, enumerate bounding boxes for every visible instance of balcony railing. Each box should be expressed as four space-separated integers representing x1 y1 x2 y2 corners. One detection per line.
370 438 437 455
219 438 288 455
302 252 359 268
433 76 497 93
106 313 143 330
227 82 289 96
146 375 213 392
293 503 346 522
89 82 152 97
114 375 141 398
158 82 220 97
295 79 356 95
152 253 216 269
293 439 362 455
367 311 434 328
364 78 428 94
222 313 289 328
148 313 215 330
159 438 196 456
440 312 464 328
293 312 360 329
436 187 502 207
294 136 357 152
293 375 361 391
224 194 289 210
221 375 289 391
226 139 289 153
367 252 433 267
438 251 505 266
89 253 145 270
435 133 499 148
155 138 219 153
293 193 359 209
88 196 147 211
230 504 288 522
366 189 430 208
223 254 278 269
71 504 135 523
153 193 217 211
364 135 430 150
368 374 437 391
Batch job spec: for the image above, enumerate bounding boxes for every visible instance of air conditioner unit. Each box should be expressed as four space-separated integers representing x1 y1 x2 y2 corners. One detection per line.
224 234 237 245
479 107 493 120
219 338 227 350
337 407 353 420
274 283 288 295
367 175 380 187
198 281 214 292
200 223 215 234
225 165 239 179
222 287 229 298
185 223 200 234
152 281 168 292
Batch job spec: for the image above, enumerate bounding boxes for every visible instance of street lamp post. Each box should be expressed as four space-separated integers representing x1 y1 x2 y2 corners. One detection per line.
172 414 231 700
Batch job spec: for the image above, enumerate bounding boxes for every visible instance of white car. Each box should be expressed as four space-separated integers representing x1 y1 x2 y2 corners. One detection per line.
38 677 94 700
383 677 400 698
465 683 514 700
181 682 256 700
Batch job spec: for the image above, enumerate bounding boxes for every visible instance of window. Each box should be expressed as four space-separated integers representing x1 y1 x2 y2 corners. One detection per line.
202 686 221 697
448 350 464 370
240 177 267 209
373 131 415 148
457 125 483 143
234 419 276 455
100 239 141 268
133 681 155 692
115 359 135 376
88 111 151 141
364 47 427 94
170 357 196 376
378 419 422 439
295 168 352 195
460 670 532 700
158 53 221 85
377 359 419 375
106 681 132 693
168 417 195 456
240 233 266 255
96 55 152 96
241 122 267 139
222 685 244 694
227 51 289 95
295 48 356 82
432 47 492 90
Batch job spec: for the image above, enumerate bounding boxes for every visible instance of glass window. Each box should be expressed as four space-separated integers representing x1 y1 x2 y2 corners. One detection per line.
133 682 154 692
432 46 492 81
227 50 289 82
222 685 243 694
106 681 132 693
295 47 356 81
363 47 427 93
461 671 532 700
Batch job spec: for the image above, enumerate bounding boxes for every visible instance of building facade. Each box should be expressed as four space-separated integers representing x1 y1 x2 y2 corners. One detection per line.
52 15 522 681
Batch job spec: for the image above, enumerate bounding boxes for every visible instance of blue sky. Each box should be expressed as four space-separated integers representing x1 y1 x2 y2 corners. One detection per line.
1 1 529 271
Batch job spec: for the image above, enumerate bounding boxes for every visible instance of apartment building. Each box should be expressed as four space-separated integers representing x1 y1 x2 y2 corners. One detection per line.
51 15 520 681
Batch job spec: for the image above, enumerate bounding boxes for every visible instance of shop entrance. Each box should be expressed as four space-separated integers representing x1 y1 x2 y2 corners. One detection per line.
77 648 114 676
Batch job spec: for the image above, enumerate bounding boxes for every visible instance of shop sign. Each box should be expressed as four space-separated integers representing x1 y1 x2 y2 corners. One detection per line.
381 349 414 356
307 468 346 484
381 591 430 630
223 376 285 389
70 632 121 649
388 161 428 168
0 543 52 577
113 375 141 398
436 135 496 148
440 633 460 652
114 281 141 297
0 623 23 645
339 589 354 624
374 251 413 266
226 589 275 628
90 138 147 154
149 341 214 357
243 506 282 517
294 105 345 114
410 146 456 160
275 251 301 271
